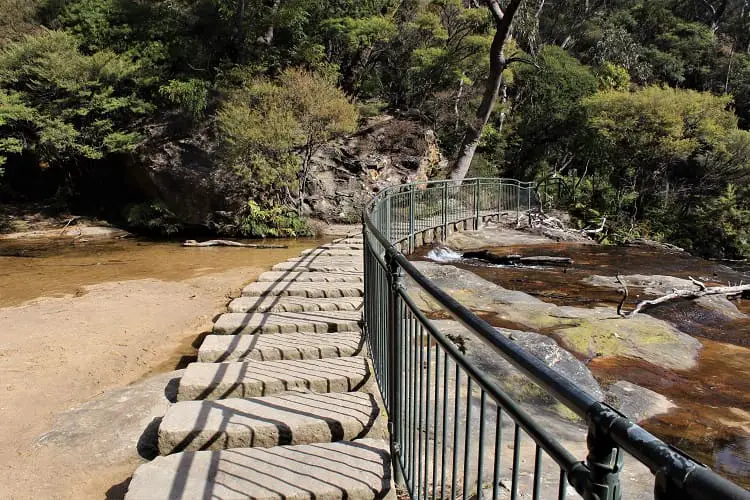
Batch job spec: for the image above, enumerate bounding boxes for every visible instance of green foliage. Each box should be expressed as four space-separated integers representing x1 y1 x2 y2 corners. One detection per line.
217 68 357 204
159 79 209 119
0 31 151 165
690 184 750 258
594 62 630 91
125 202 183 235
234 200 309 238
503 45 598 179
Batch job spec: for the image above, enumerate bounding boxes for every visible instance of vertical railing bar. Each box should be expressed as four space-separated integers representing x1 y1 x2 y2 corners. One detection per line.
532 446 543 500
511 424 521 500
492 408 503 500
423 326 432 498
462 378 473 500
417 320 425 499
557 469 567 500
477 390 487 500
400 298 407 471
450 366 461 500
432 342 442 500
410 309 418 490
440 351 449 500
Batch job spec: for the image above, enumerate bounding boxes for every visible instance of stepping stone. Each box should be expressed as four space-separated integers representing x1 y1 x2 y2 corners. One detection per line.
198 331 364 362
213 311 361 335
320 243 363 250
125 438 395 500
272 261 363 272
242 281 364 298
177 357 372 401
300 248 363 257
280 256 363 267
158 391 386 453
333 236 363 243
228 296 363 313
257 270 363 283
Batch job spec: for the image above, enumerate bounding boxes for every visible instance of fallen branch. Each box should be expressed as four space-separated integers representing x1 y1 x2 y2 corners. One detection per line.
182 239 287 249
625 280 750 317
59 216 80 236
463 250 573 266
582 216 606 235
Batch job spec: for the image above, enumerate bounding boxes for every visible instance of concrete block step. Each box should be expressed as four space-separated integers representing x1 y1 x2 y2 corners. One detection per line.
158 391 386 454
213 311 361 335
242 281 364 298
177 357 372 401
333 236 363 244
198 331 364 362
256 270 363 283
300 248 363 257
227 295 363 313
272 261 363 272
320 243 363 250
125 438 394 500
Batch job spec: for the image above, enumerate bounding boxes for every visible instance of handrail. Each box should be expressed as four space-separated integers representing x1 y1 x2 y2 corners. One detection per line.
361 177 750 500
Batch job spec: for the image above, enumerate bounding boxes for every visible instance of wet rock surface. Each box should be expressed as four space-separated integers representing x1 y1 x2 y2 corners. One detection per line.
408 261 701 371
412 227 750 487
605 381 675 423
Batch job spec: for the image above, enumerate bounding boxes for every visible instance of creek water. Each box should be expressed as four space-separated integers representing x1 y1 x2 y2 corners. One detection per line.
0 236 329 307
417 243 750 487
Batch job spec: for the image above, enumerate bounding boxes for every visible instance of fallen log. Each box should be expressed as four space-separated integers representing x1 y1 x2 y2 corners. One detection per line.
462 250 573 266
182 239 287 249
625 277 750 317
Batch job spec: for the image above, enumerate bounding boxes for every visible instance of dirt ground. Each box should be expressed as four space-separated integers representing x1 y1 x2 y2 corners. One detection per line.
0 231 347 499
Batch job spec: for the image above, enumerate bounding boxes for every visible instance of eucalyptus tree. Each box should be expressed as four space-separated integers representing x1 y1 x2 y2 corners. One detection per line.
449 0 525 181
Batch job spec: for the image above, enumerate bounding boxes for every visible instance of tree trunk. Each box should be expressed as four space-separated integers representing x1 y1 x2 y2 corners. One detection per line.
449 0 523 182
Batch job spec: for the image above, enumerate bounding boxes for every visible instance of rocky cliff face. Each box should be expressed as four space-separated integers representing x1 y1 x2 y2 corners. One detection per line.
303 114 447 222
130 114 446 229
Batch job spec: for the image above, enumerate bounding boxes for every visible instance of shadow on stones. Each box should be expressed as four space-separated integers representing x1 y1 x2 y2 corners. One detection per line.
137 417 163 460
105 476 132 500
165 377 181 403
191 331 210 349
175 355 197 370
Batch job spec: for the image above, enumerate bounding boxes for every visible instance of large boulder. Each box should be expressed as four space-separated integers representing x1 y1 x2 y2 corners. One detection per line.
129 114 446 228
304 115 447 222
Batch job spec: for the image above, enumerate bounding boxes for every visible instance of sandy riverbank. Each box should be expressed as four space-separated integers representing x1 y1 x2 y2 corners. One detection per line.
0 234 342 499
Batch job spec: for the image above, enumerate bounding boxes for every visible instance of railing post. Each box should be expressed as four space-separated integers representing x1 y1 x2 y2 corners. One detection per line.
497 180 502 221
516 183 521 226
407 184 415 253
474 178 480 229
385 249 405 486
585 419 623 500
441 181 448 241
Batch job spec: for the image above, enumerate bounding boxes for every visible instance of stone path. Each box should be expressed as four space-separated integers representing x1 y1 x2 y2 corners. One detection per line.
125 237 395 500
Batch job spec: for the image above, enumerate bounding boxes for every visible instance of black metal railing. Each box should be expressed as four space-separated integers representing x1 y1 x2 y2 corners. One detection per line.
362 178 749 500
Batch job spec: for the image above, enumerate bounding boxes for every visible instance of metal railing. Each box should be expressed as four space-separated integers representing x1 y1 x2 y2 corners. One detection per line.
362 177 749 500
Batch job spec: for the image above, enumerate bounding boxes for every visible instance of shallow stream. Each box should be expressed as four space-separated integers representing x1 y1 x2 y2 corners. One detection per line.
0 236 327 307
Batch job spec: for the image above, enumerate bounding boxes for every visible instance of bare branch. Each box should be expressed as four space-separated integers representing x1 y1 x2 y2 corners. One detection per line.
506 56 539 68
688 276 707 291
625 283 750 317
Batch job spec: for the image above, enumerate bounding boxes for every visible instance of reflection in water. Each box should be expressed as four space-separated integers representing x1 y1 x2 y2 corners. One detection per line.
416 241 750 487
0 236 329 307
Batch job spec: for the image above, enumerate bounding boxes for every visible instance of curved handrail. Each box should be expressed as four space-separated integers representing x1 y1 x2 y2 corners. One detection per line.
362 177 749 500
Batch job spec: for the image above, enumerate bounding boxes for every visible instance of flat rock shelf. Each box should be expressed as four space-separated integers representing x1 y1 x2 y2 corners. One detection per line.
125 237 396 500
